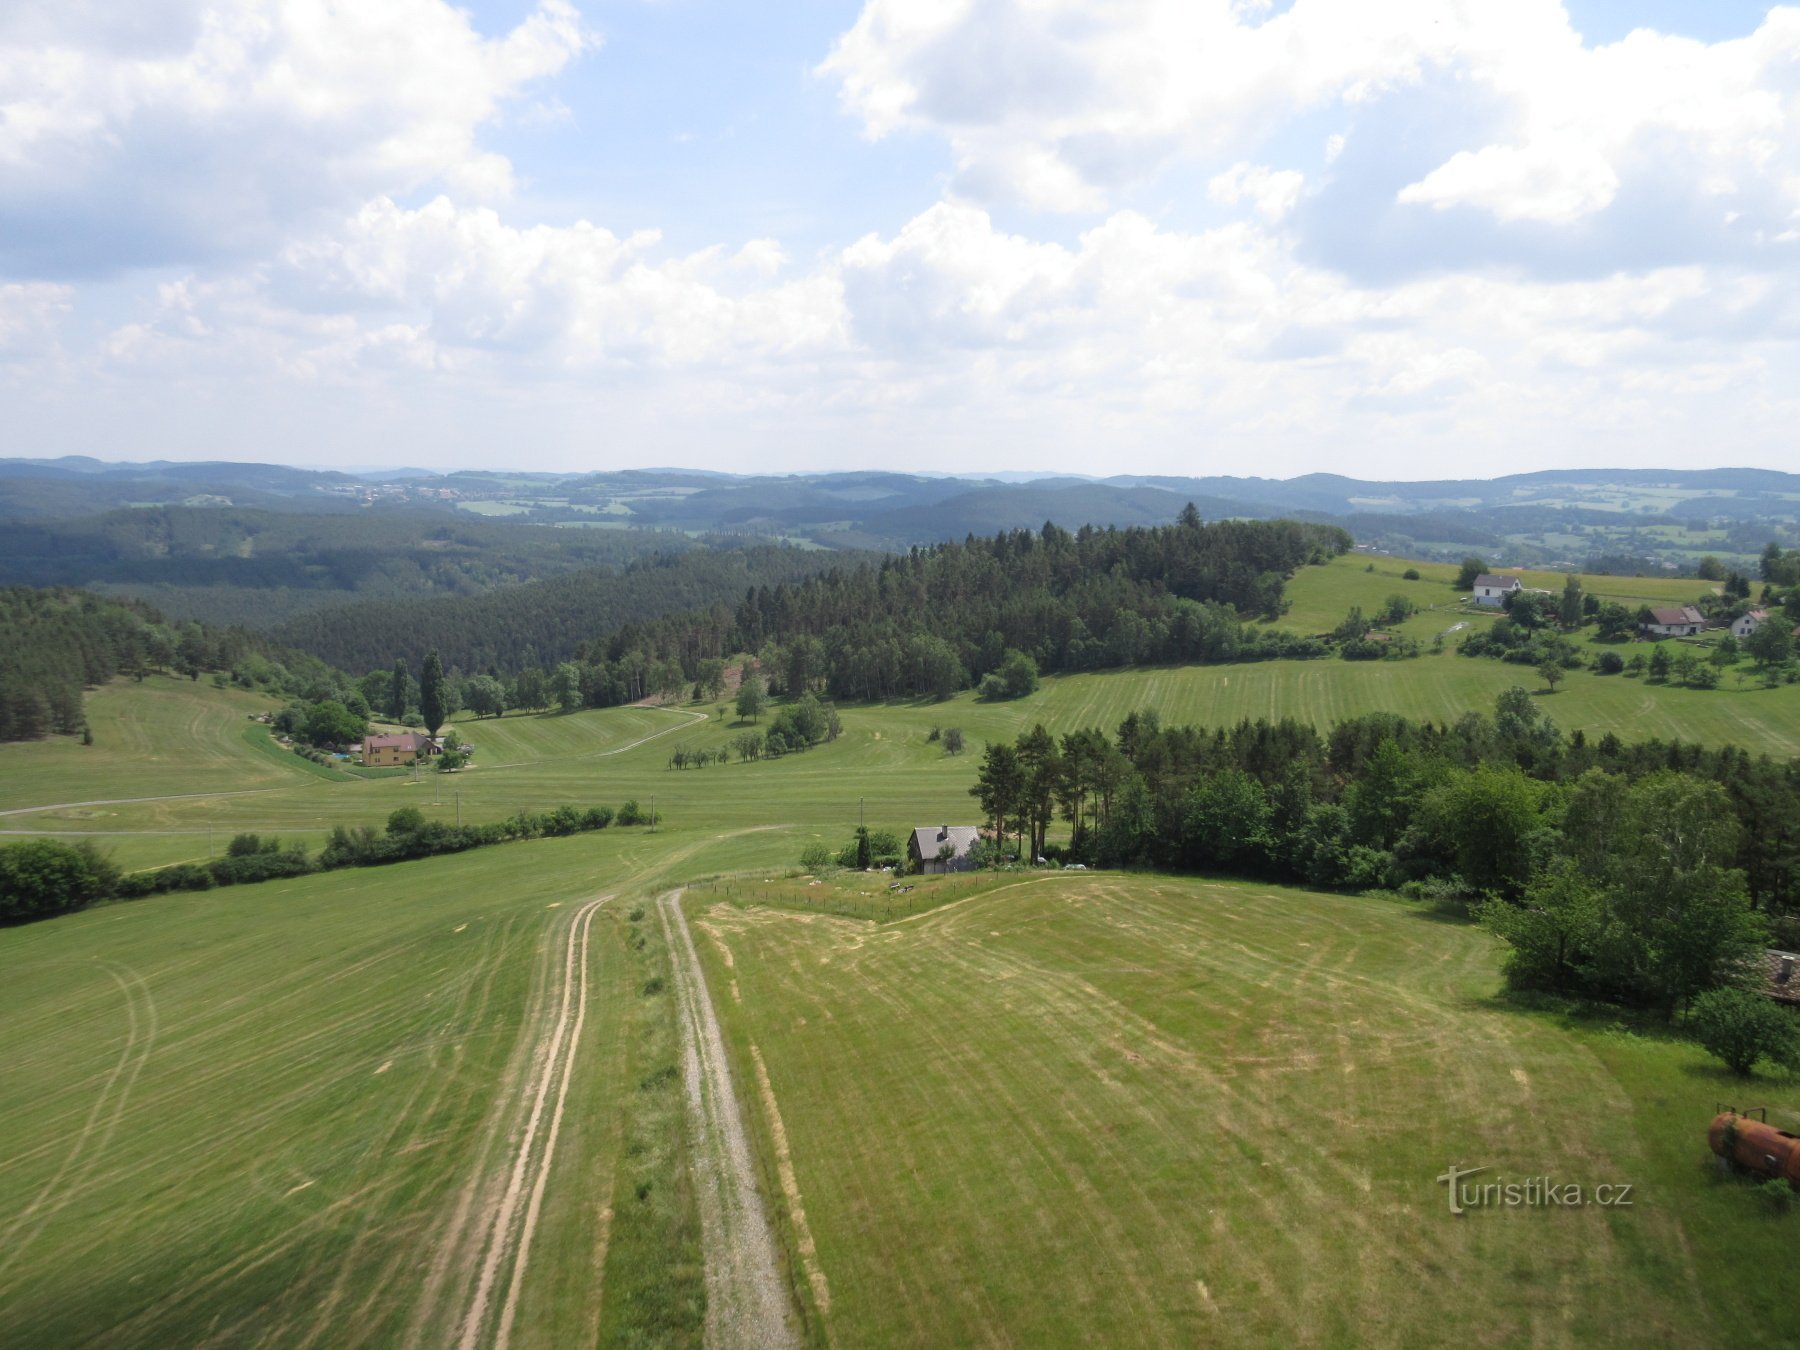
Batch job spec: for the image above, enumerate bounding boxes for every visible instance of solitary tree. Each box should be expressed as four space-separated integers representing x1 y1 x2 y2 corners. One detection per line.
736 667 767 723
420 649 447 737
1537 660 1564 693
389 658 412 721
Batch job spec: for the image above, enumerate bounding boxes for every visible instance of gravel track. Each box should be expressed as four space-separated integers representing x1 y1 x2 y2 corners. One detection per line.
658 889 800 1350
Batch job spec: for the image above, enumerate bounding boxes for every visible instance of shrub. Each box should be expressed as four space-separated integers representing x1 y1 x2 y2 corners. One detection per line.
1595 651 1625 675
617 799 644 826
0 839 120 920
1691 987 1799 1075
386 807 426 837
1403 568 1421 581
799 843 834 872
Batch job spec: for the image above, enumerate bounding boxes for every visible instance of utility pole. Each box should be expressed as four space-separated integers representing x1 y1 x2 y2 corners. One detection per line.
456 792 461 828
650 795 656 833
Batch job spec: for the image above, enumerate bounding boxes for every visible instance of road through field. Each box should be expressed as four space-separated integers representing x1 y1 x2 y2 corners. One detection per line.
442 892 610 1350
659 889 799 1350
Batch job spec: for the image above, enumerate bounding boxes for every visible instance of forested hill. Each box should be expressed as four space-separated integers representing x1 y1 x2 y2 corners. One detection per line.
269 544 859 675
715 516 1350 700
0 506 704 629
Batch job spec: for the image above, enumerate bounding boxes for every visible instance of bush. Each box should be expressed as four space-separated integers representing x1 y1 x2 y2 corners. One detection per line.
1403 568 1421 581
0 839 120 920
1691 987 1799 1075
799 843 834 872
617 799 644 826
1595 651 1625 675
386 807 426 837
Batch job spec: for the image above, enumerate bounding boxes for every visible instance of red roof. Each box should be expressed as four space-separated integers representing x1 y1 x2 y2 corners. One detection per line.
364 732 430 752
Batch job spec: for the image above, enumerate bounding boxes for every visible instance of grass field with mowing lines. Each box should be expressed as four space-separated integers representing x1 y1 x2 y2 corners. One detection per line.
1276 553 1723 639
5 662 1800 1345
0 832 737 1349
691 874 1799 1347
0 676 309 811
7 653 1800 877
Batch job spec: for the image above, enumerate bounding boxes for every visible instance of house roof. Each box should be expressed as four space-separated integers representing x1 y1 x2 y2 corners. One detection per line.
1646 606 1705 626
911 826 982 860
1473 574 1519 589
365 732 430 752
1764 950 1800 1006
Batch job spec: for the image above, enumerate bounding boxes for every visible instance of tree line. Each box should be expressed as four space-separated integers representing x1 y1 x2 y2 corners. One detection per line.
0 800 651 922
966 690 1798 1015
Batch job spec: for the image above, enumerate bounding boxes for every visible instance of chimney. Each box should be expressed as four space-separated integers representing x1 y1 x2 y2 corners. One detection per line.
1779 956 1794 985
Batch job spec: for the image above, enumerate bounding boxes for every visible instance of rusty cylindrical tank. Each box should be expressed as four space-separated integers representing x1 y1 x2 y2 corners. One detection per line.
1709 1112 1800 1187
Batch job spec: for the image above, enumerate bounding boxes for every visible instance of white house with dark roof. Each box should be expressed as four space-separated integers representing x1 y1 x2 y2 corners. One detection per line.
1471 574 1522 607
1640 606 1707 638
909 825 982 874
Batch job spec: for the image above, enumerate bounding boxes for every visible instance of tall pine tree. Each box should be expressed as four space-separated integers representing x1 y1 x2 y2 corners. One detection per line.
420 649 446 737
389 657 412 721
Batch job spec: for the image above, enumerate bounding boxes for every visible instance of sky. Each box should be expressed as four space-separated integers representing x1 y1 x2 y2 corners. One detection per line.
2 0 1798 479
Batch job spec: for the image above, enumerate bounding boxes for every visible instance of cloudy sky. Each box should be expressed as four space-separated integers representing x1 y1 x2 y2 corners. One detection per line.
2 0 1797 478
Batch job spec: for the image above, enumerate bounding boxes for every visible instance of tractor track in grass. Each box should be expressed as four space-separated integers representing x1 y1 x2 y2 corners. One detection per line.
0 961 157 1291
659 888 801 1350
452 892 610 1350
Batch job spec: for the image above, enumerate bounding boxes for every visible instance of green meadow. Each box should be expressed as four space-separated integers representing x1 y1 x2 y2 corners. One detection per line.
691 872 1796 1346
4 612 1800 1344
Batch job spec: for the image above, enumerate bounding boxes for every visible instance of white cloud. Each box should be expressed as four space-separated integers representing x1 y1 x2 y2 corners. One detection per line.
821 1 1800 258
0 0 591 275
1209 163 1305 222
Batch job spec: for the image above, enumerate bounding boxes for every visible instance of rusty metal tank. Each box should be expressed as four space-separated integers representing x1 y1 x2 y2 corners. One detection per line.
1709 1110 1800 1186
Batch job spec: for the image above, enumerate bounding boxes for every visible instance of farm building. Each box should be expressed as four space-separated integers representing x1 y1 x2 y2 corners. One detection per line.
910 825 982 874
1471 574 1521 607
1764 950 1800 1006
363 732 433 767
1730 608 1771 639
1639 606 1706 638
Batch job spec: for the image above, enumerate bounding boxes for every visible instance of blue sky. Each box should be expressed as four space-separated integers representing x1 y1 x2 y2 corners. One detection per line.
2 1 1798 478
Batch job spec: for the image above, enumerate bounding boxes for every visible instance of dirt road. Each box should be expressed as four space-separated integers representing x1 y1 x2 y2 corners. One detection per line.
658 889 800 1350
436 892 610 1350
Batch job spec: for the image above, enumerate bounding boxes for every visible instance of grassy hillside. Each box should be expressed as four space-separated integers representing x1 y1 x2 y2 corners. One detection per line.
0 676 310 813
6 651 1800 874
0 833 746 1349
692 873 1796 1346
4 667 1799 1345
1276 552 1722 638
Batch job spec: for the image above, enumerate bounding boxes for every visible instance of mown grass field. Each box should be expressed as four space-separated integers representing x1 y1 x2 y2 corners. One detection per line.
0 676 308 812
691 873 1799 1347
4 632 1800 1345
0 832 752 1349
1275 552 1724 641
7 641 1800 874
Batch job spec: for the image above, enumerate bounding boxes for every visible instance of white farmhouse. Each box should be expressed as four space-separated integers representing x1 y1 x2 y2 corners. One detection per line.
1471 574 1522 607
1640 606 1707 638
1731 608 1770 640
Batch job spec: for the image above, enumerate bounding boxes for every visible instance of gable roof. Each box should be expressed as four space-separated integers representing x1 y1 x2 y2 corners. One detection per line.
1646 606 1704 626
1472 574 1519 589
1764 950 1800 1006
911 825 981 860
365 732 430 752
